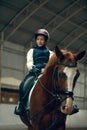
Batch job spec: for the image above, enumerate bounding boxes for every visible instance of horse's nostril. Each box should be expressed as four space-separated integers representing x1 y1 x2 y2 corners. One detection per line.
62 106 66 110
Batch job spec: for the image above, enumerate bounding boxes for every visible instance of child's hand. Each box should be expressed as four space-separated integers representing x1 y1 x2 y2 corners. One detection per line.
32 66 41 74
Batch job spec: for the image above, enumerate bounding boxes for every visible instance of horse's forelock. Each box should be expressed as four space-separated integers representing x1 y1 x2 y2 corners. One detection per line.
61 50 75 61
47 50 73 66
61 49 72 55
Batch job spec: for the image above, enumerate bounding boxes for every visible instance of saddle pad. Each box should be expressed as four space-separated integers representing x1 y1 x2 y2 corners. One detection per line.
29 79 38 104
29 73 42 104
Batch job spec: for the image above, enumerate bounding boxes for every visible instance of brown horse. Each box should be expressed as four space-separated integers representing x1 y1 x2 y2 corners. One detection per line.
20 46 86 130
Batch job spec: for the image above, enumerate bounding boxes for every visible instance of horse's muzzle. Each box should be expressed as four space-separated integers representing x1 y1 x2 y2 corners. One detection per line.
60 98 73 115
61 105 73 115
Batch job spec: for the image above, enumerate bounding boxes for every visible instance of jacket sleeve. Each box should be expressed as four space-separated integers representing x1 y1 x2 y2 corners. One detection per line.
26 48 34 71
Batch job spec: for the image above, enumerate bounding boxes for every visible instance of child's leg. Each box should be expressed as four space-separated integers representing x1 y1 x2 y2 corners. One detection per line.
14 72 37 115
14 80 25 115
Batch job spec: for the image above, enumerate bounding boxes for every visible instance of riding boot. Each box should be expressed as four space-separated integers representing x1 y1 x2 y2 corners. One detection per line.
14 79 25 115
14 101 26 115
70 104 79 115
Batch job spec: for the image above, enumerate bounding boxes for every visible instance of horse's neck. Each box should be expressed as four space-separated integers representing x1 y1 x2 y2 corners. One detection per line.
40 54 59 90
42 64 56 90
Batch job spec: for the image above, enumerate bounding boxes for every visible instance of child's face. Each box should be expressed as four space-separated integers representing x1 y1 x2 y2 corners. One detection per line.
36 35 46 47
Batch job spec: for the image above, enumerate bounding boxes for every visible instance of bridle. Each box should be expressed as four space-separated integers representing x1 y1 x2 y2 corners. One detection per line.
37 60 80 105
38 60 80 107
53 60 79 104
30 60 80 120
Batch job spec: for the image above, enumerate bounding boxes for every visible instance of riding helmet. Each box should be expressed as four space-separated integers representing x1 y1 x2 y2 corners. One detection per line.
35 29 49 41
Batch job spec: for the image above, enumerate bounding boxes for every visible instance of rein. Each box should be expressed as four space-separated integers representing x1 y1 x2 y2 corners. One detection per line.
37 60 78 105
38 60 79 103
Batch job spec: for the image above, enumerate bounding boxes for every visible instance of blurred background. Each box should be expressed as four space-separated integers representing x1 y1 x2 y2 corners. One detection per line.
0 0 87 129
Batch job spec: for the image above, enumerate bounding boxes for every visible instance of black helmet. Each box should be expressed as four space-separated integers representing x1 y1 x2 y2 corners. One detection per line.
35 29 49 41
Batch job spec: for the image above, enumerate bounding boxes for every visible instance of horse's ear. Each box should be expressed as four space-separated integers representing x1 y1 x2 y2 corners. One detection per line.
55 46 64 60
75 50 86 61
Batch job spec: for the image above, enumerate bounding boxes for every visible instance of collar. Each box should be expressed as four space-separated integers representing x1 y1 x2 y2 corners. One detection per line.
34 44 47 50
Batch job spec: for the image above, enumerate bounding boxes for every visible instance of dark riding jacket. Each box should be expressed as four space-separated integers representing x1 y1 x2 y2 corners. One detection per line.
32 45 50 74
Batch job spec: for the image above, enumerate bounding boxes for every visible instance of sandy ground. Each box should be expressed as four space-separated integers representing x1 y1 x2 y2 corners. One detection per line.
0 125 87 130
0 124 28 130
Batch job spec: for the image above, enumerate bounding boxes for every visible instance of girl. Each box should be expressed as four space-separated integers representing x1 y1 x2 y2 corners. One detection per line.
14 29 53 115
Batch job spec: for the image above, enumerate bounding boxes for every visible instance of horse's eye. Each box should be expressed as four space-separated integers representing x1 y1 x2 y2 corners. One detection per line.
68 58 72 62
59 73 67 78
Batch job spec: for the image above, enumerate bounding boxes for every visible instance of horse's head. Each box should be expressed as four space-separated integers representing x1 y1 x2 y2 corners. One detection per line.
53 46 86 115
